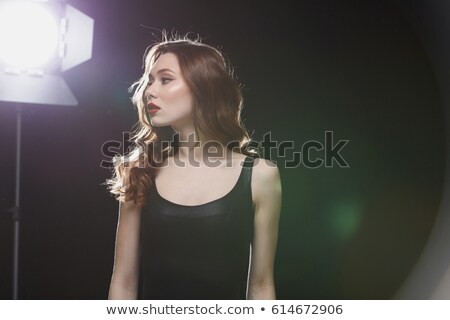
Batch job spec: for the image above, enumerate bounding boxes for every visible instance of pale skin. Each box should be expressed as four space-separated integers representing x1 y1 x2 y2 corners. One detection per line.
108 53 282 299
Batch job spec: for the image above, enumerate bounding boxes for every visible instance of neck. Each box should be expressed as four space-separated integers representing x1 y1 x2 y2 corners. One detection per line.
174 129 229 164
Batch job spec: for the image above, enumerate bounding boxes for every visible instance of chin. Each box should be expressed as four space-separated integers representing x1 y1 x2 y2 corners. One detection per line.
150 119 167 127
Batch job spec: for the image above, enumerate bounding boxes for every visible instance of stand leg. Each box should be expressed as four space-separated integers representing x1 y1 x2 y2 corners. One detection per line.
12 103 22 300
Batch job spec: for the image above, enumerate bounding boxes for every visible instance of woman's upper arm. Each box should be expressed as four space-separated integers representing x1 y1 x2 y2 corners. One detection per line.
112 200 142 284
248 158 282 296
109 162 143 298
109 156 142 299
109 158 142 299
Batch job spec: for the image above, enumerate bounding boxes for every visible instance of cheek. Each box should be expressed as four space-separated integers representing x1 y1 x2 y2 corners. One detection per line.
167 84 193 108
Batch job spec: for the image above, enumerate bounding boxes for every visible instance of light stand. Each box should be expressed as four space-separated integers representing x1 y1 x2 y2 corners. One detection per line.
6 104 23 300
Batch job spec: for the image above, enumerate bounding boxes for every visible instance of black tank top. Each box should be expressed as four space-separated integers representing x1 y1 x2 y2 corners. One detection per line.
139 156 256 300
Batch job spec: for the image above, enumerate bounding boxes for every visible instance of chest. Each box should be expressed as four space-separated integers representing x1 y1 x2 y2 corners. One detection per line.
154 164 244 206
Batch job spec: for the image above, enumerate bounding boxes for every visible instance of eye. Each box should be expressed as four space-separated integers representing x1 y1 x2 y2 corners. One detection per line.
161 78 172 85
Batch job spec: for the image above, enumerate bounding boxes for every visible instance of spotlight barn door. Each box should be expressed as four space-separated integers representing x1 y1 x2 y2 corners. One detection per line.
60 5 94 72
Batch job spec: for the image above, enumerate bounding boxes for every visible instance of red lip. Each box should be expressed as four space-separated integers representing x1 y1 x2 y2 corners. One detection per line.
147 102 161 114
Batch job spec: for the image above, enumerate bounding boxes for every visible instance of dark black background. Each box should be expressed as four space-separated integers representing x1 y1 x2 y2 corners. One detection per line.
0 0 446 299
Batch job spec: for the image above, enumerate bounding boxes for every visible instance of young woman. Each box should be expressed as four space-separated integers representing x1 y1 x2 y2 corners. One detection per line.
107 36 282 300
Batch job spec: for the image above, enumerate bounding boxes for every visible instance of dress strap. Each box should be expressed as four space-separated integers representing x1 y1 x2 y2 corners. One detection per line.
241 156 256 189
243 156 256 168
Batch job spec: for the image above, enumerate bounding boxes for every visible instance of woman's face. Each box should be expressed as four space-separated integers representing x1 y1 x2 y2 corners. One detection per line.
144 53 194 130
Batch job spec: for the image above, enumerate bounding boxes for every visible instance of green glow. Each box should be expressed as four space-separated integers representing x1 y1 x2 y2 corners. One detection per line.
329 199 363 241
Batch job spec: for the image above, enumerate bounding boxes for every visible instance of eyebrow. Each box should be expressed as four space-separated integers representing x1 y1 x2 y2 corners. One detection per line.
149 68 176 78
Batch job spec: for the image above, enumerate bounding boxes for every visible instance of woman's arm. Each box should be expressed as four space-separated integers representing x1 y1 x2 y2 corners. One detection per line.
247 158 282 300
108 162 142 300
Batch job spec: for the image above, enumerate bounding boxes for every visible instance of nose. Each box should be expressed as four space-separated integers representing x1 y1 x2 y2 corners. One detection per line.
145 82 157 101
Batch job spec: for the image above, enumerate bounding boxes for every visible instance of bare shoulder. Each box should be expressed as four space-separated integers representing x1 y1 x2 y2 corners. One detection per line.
251 157 282 209
252 157 281 184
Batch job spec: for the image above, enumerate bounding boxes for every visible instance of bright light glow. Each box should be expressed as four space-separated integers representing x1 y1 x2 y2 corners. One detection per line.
0 1 59 69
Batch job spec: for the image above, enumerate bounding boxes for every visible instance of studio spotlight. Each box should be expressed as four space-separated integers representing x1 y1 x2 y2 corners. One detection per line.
0 0 94 106
0 0 94 299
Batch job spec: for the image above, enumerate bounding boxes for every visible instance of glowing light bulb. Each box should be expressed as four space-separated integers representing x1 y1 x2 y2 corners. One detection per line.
0 1 59 69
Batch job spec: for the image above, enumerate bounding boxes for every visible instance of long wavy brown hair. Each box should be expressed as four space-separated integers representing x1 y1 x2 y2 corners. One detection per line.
106 35 258 206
